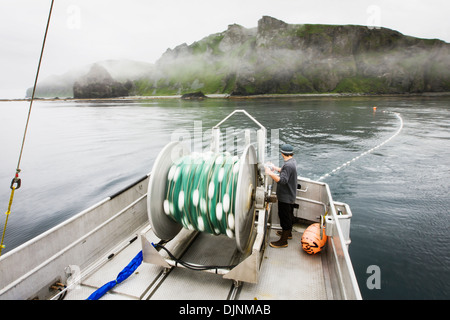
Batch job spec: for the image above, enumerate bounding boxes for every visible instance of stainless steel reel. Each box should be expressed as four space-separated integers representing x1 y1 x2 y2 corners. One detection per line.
147 141 257 253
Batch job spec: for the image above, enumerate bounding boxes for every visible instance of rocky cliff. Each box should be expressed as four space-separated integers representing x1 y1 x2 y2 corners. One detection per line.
28 16 450 98
73 64 133 99
26 60 151 98
136 16 450 95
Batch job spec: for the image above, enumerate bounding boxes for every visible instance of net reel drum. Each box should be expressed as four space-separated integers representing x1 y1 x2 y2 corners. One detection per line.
144 110 274 284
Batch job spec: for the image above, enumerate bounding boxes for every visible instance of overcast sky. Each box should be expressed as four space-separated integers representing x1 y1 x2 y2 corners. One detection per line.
1 0 449 99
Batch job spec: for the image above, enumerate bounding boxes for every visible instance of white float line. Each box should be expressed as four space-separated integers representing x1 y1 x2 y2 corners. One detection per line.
317 111 403 181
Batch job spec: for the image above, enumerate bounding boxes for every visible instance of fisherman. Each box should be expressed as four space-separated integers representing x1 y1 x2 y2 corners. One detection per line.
265 144 297 248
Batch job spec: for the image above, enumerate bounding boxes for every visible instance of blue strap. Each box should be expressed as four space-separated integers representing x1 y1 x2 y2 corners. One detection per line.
86 250 143 300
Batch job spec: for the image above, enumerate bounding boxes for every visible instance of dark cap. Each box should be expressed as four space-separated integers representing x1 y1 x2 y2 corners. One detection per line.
281 144 294 155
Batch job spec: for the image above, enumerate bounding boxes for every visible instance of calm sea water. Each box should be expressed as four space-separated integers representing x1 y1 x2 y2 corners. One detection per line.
0 96 449 299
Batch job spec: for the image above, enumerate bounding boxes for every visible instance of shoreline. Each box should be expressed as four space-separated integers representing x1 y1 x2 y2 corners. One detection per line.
2 91 450 102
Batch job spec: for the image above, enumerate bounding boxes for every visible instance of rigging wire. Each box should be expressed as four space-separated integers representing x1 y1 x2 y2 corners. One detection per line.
317 110 403 182
0 0 55 256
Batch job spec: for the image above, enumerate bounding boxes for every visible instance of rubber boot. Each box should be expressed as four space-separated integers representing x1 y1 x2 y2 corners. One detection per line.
270 229 291 248
276 230 293 239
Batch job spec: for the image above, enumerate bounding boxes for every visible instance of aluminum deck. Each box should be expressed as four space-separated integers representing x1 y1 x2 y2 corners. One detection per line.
0 174 360 300
62 222 329 300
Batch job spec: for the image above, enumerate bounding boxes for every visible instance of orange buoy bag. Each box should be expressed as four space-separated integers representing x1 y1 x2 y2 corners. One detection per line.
301 223 327 255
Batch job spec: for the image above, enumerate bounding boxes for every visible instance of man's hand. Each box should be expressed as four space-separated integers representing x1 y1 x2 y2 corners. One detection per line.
265 164 280 182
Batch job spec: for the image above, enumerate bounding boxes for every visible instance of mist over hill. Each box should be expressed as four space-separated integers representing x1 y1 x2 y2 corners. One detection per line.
26 60 153 98
28 16 450 98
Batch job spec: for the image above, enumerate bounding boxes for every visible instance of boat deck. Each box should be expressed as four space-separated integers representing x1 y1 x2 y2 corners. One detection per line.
63 222 330 300
0 175 360 300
